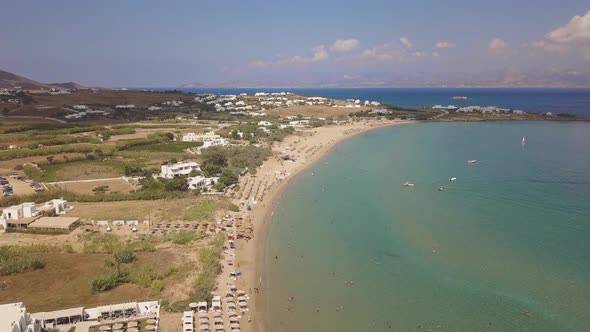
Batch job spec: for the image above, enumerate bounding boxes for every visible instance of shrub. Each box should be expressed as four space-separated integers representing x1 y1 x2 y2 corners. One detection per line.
113 246 136 264
0 246 45 275
90 270 129 293
189 234 224 303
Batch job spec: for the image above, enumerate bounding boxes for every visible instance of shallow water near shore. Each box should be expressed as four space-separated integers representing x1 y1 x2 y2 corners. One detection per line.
265 121 590 331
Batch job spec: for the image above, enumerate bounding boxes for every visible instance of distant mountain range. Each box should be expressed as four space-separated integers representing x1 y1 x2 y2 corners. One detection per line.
0 69 85 90
182 68 590 88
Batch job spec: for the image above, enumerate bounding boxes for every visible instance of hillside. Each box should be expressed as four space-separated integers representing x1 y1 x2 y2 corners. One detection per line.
0 69 85 90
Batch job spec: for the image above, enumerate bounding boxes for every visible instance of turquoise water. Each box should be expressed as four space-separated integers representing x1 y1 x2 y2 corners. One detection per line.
265 122 590 331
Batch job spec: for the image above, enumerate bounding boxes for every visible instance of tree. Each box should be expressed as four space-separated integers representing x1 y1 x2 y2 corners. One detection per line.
164 177 188 191
202 163 222 177
219 169 238 187
189 169 202 177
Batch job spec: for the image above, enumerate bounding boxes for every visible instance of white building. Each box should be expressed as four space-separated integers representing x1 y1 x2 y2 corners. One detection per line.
288 120 310 128
182 132 219 142
148 106 162 111
0 302 41 332
1 202 37 220
160 161 200 179
187 176 219 190
72 105 88 110
41 199 71 215
201 137 229 149
257 121 272 127
115 104 135 109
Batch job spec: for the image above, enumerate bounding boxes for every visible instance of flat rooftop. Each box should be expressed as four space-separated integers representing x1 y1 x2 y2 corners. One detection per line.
28 216 80 230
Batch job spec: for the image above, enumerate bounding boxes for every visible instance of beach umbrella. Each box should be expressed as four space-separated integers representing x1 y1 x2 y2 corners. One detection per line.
230 323 240 329
229 317 239 323
200 329 211 332
238 301 248 306
98 326 111 331
113 323 124 329
146 318 157 324
200 322 210 328
215 328 225 332
237 296 247 301
214 317 224 324
127 321 139 328
228 313 238 318
190 302 199 310
127 328 139 332
214 311 223 317
230 329 241 332
198 312 209 317
199 317 210 323
145 325 156 331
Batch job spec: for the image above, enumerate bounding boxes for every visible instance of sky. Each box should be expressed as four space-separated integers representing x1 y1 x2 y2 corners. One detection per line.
1 0 590 87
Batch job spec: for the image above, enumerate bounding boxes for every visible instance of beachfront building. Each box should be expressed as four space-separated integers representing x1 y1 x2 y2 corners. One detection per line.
187 176 219 190
160 161 201 179
288 120 310 128
0 302 41 332
31 300 160 331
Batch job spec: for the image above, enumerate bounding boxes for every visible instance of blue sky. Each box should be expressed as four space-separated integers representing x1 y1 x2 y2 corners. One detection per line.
1 0 590 86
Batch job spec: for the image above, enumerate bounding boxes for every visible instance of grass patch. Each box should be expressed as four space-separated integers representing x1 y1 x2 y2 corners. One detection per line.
127 141 203 153
0 246 45 275
189 234 224 303
166 231 204 245
182 200 217 221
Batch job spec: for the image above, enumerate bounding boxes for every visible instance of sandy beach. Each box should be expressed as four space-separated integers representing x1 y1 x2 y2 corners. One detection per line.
227 119 410 332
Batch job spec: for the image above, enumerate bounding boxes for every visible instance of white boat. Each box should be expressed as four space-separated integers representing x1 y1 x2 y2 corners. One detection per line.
403 182 415 187
449 177 457 182
522 136 526 145
468 159 477 164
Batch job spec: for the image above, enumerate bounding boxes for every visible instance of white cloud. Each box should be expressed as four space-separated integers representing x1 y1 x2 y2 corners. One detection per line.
331 39 360 52
432 51 440 58
523 10 590 61
400 36 414 49
489 37 509 50
545 10 590 43
434 41 455 49
249 44 328 67
489 37 515 56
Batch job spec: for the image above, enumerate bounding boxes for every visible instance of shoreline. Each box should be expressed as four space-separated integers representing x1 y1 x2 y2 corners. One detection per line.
232 119 411 332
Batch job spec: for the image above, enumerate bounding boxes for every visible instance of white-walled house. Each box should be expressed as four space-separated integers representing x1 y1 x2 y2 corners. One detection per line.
72 105 88 110
0 302 41 332
187 176 219 190
257 121 273 127
1 202 37 220
160 161 200 179
181 131 219 142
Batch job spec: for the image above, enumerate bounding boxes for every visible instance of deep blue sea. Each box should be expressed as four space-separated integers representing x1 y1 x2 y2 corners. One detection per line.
179 88 590 117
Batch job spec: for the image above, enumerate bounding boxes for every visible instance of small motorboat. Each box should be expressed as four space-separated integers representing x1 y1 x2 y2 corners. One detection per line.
449 177 457 182
438 185 445 191
403 182 415 187
468 160 477 164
